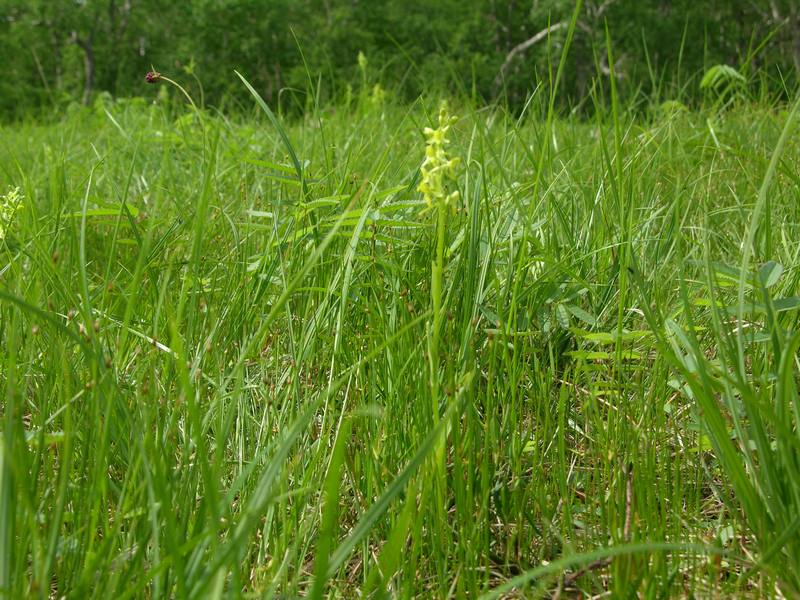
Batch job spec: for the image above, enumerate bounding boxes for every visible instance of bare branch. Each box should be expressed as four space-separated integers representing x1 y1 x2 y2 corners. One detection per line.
592 0 617 18
494 21 568 87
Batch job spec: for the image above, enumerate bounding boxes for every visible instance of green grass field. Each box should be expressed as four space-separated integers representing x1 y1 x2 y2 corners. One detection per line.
2 78 800 598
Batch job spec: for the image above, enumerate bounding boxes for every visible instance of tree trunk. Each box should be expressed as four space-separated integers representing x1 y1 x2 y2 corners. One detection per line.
74 34 95 105
792 8 800 73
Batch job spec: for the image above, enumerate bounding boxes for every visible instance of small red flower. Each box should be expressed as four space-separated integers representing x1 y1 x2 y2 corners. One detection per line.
145 71 162 84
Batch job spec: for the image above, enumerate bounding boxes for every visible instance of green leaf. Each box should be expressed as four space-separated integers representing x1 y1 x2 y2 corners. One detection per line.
567 350 642 360
758 261 783 288
700 64 745 90
774 296 800 312
555 304 570 329
565 304 596 325
65 203 140 218
573 329 652 344
236 71 306 190
309 418 353 600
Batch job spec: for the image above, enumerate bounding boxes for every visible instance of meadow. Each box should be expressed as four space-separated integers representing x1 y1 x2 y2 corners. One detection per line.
1 72 800 598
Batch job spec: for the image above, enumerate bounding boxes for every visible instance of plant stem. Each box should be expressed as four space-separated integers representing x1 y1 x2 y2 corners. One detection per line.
430 201 447 424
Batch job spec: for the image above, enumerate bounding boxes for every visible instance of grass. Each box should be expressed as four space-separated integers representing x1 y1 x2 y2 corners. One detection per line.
1 74 800 598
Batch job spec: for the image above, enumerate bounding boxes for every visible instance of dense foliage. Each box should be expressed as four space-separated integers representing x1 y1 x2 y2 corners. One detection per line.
2 0 799 118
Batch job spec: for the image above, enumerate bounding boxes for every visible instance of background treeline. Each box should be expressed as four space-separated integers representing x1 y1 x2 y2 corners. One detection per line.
1 0 799 118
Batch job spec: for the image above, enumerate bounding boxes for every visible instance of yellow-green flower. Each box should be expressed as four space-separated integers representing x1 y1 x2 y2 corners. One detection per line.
0 186 23 240
370 83 386 106
418 103 459 210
